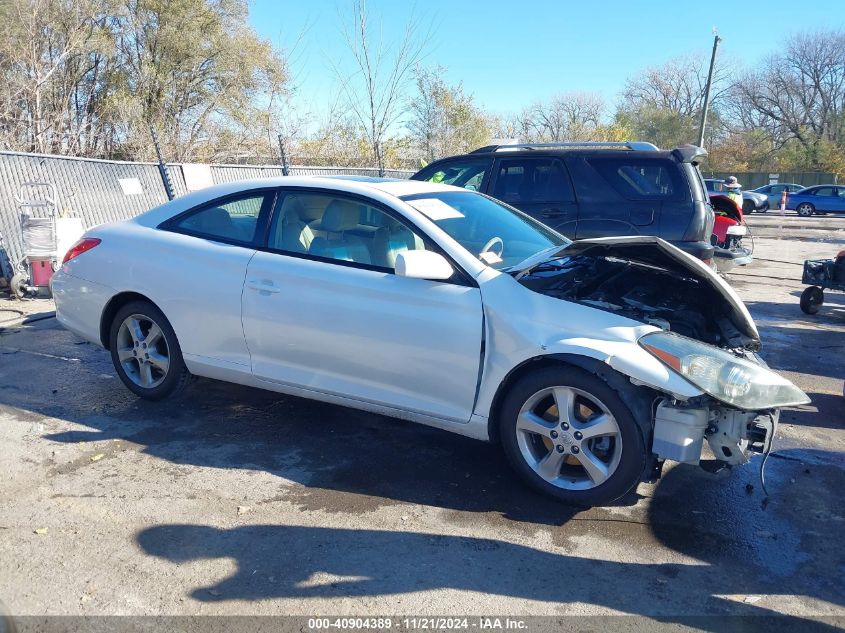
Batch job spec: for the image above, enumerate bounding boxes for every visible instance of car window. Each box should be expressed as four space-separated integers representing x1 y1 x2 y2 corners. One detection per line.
592 159 680 200
767 185 782 193
172 193 266 244
491 158 574 204
401 190 567 270
812 187 835 196
416 159 488 191
268 191 427 270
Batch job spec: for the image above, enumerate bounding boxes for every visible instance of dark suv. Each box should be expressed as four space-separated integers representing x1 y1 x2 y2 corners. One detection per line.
410 142 717 263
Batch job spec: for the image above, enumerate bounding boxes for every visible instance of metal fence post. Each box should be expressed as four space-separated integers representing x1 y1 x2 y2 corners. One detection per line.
149 125 175 201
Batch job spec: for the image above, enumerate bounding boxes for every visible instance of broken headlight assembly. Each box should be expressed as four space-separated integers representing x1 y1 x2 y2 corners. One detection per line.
639 331 810 410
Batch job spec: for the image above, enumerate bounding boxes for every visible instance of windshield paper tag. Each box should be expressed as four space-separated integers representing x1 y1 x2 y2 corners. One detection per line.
407 198 464 221
479 251 503 265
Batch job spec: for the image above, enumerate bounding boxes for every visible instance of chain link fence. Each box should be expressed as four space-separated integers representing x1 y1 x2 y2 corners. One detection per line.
0 151 413 268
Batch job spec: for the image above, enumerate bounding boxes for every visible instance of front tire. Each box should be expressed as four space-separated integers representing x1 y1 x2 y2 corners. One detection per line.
499 366 646 506
796 203 815 217
109 300 191 400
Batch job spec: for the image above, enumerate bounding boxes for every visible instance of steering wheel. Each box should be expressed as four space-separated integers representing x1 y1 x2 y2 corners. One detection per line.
480 236 504 258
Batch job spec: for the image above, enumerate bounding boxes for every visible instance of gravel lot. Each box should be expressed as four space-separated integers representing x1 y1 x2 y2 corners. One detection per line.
0 213 843 626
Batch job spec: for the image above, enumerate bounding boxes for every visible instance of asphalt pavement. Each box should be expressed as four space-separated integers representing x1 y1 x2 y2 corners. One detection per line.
0 213 842 627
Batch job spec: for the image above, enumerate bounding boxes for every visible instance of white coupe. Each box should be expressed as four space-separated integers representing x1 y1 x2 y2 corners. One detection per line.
52 177 808 505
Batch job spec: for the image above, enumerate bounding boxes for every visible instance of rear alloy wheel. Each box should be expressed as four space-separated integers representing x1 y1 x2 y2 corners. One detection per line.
109 301 191 400
796 203 815 217
800 286 824 315
499 366 646 506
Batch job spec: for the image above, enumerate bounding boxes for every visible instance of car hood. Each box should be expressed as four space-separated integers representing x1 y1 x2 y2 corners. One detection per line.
515 236 760 349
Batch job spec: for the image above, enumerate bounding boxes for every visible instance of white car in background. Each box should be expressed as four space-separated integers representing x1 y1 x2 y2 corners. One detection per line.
52 177 808 506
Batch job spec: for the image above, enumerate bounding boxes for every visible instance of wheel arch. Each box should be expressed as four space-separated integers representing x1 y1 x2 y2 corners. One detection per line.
99 291 160 349
487 354 658 450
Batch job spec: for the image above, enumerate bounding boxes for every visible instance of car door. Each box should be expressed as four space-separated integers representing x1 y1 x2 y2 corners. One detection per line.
241 189 484 423
762 184 780 207
154 189 273 369
811 187 839 212
834 187 845 213
486 156 578 237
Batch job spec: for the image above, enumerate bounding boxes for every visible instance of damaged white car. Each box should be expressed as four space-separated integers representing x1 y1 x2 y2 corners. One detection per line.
52 177 809 506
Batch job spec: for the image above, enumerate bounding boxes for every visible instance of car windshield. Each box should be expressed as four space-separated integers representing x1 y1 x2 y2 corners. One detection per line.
400 190 568 270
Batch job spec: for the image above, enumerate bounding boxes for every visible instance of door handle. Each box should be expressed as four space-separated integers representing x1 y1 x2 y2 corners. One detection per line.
246 279 281 294
541 208 564 218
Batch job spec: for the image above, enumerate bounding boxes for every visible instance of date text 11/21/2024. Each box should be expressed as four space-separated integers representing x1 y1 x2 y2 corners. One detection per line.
306 617 528 630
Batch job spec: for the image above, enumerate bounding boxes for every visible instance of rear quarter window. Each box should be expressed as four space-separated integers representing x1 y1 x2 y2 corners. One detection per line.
589 158 685 201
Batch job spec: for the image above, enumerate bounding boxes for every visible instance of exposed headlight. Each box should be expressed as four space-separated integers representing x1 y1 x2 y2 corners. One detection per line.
640 331 810 410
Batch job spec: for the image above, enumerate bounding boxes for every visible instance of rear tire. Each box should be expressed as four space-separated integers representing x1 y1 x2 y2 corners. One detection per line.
800 286 824 315
109 300 191 400
498 366 646 507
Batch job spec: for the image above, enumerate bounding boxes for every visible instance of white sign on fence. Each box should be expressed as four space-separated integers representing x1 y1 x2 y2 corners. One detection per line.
183 163 214 191
118 177 143 195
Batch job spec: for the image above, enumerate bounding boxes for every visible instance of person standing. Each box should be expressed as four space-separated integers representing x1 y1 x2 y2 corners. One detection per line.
724 176 743 209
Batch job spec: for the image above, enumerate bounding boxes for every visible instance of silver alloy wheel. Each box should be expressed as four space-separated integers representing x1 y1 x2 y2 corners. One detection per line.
797 203 813 217
516 386 623 490
115 314 170 389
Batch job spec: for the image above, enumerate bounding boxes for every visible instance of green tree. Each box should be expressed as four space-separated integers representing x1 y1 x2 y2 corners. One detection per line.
407 66 491 161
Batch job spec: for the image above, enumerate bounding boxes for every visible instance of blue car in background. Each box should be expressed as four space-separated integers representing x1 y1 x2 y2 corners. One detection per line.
751 183 804 209
787 185 845 217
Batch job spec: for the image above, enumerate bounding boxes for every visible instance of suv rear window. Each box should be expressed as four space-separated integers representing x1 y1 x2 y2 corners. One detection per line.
590 159 682 201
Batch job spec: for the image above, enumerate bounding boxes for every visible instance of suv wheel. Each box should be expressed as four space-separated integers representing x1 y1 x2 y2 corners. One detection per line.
499 366 646 506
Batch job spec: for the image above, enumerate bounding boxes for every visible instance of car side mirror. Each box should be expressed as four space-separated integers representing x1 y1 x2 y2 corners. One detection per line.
395 250 454 281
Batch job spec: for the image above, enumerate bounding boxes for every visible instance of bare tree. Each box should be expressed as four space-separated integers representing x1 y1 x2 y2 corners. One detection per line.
731 30 845 168
515 92 605 142
621 54 731 117
333 0 430 174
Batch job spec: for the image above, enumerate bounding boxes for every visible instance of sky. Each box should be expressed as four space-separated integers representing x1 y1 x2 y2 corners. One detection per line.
249 0 844 122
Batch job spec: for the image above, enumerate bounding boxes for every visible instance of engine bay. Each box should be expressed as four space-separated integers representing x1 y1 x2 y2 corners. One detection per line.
518 252 753 349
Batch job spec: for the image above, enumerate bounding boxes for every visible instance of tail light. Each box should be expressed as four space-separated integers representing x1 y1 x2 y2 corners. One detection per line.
62 238 101 264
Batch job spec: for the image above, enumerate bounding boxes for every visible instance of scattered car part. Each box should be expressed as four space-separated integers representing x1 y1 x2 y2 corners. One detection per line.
800 250 845 314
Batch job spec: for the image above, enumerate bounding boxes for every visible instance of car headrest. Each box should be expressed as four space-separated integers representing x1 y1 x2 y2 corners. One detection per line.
321 200 360 232
281 196 307 224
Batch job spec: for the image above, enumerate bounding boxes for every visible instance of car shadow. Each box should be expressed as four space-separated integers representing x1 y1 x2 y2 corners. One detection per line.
135 449 844 625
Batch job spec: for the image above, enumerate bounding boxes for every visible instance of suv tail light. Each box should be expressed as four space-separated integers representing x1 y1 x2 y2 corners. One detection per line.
62 238 101 264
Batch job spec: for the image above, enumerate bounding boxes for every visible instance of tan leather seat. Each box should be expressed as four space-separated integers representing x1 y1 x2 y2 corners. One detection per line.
309 200 371 264
275 196 324 253
373 217 424 268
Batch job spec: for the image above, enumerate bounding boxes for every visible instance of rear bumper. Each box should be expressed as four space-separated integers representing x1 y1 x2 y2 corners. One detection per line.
52 269 114 347
713 245 753 271
669 240 715 262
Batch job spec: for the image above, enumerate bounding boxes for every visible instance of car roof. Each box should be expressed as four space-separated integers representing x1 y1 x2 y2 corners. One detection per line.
133 176 462 228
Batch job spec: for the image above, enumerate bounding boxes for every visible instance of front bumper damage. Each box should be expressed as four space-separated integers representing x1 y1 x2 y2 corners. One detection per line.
651 399 778 470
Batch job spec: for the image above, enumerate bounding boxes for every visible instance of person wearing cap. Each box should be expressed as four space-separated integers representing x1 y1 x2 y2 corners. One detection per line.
724 176 743 209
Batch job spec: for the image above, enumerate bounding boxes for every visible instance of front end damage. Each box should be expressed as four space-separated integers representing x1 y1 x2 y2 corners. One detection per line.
652 398 777 471
515 236 808 475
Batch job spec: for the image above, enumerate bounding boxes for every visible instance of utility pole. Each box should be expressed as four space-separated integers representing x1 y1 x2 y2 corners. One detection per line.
697 32 722 148
277 134 290 176
149 124 175 201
